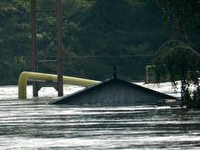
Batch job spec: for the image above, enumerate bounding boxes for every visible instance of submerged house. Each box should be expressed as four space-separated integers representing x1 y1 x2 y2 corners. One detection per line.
51 77 176 106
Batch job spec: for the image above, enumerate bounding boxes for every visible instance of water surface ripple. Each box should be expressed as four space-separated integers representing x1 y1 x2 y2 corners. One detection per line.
0 85 200 149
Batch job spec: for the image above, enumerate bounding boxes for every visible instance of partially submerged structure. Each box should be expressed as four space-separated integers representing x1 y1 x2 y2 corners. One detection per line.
51 77 176 106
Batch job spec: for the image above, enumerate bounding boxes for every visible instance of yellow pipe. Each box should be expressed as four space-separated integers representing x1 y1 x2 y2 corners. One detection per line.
18 71 100 99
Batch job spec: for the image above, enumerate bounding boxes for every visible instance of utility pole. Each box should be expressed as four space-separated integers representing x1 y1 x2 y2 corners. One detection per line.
56 0 63 96
30 0 63 97
31 0 38 97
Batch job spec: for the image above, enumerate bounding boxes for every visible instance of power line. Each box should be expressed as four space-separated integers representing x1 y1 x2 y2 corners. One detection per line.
62 54 154 58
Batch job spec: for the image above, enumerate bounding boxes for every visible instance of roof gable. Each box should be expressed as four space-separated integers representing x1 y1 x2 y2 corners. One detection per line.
51 78 176 105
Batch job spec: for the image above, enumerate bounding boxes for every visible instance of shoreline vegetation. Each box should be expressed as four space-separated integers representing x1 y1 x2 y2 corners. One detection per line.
1 0 200 108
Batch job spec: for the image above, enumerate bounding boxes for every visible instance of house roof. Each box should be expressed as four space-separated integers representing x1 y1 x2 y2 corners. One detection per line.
50 78 176 105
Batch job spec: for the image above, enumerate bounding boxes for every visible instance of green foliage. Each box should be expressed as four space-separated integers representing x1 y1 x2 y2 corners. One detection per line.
192 87 200 108
153 40 200 108
155 0 200 48
154 40 200 84
67 0 171 80
1 0 197 84
0 56 29 84
155 1 200 108
9 57 29 78
0 0 30 83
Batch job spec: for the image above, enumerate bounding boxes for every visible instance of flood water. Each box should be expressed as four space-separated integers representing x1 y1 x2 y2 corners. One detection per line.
0 85 200 149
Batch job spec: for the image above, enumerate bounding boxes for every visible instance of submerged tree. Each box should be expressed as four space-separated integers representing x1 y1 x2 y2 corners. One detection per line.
153 40 200 108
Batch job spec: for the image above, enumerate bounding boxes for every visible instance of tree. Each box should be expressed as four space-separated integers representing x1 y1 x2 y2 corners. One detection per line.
0 0 30 83
75 0 172 80
153 40 200 108
0 0 173 83
155 0 200 49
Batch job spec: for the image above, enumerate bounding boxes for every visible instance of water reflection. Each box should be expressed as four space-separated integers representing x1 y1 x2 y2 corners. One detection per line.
0 86 200 149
